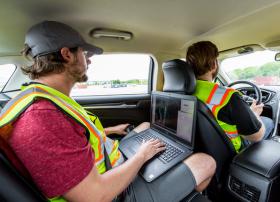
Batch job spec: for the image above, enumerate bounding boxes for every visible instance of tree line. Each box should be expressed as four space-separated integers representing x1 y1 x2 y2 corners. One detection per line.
229 62 280 80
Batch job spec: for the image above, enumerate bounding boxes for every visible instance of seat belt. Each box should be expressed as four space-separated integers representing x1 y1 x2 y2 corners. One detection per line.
103 147 112 170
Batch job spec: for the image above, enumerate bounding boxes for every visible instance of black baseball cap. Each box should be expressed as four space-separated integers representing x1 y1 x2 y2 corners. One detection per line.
25 21 103 57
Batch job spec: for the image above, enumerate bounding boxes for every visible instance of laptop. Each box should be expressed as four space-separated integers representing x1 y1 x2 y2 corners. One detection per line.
119 91 197 182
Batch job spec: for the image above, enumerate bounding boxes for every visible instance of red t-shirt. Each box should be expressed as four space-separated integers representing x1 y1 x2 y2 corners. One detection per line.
9 99 94 198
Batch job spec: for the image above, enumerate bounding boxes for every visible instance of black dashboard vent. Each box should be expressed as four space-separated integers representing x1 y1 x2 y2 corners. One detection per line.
229 176 260 202
261 91 274 103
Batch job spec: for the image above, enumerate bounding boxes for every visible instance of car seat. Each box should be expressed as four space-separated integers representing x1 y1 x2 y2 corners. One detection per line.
0 136 47 202
162 59 237 201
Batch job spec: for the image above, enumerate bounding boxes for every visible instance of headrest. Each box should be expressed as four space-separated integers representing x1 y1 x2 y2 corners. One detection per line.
162 59 196 94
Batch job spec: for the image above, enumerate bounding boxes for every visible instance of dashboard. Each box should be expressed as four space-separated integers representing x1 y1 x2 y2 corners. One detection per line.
238 88 276 104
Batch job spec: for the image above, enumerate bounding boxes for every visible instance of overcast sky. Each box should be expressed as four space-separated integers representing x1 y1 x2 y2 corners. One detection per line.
0 64 15 81
221 50 277 72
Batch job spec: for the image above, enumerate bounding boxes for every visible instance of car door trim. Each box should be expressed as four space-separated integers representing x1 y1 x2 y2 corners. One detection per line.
84 104 137 109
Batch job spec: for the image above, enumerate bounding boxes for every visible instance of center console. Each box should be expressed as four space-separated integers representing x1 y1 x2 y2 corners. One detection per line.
227 140 280 202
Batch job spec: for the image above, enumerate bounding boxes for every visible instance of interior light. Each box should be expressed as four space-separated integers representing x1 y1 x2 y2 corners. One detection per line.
237 47 253 54
89 28 133 40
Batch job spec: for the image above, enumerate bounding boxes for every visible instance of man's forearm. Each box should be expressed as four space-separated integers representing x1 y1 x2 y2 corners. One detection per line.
242 119 265 142
100 153 145 201
64 140 163 202
104 127 114 135
248 111 265 141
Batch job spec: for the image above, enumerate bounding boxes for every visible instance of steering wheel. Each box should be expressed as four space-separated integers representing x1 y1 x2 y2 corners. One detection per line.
227 80 262 105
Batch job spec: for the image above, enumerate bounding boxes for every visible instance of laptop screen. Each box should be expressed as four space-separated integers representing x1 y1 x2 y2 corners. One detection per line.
151 92 196 147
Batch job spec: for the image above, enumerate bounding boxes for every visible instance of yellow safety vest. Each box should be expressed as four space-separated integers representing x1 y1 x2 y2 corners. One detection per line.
193 80 242 153
0 83 124 202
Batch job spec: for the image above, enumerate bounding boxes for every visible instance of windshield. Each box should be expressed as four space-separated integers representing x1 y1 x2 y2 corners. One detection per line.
220 50 280 85
0 64 16 92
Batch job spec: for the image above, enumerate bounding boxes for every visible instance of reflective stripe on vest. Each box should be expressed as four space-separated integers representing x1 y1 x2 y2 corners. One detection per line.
0 86 105 163
86 112 124 168
0 84 124 202
193 80 242 152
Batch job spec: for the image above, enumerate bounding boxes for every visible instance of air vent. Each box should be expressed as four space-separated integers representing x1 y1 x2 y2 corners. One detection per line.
261 90 274 103
230 177 243 195
229 176 260 202
244 184 260 202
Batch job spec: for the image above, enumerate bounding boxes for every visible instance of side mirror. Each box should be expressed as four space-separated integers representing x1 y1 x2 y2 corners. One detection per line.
275 52 280 61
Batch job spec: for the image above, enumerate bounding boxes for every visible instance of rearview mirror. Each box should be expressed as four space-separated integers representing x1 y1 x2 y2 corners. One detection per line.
275 52 280 61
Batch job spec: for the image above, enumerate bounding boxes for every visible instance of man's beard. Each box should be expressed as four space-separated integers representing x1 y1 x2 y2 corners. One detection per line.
68 64 88 83
76 73 88 82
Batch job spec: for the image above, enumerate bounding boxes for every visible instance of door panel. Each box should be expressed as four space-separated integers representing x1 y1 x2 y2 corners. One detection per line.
75 94 151 128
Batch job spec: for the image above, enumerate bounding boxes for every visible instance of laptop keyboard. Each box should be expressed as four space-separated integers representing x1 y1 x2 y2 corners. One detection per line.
135 132 183 163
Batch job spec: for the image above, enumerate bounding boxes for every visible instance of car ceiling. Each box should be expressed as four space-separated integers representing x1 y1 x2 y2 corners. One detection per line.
1 0 280 58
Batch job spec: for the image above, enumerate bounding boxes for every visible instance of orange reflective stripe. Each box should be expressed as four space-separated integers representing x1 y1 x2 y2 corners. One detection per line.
212 88 232 115
57 97 104 161
206 84 218 104
0 123 13 140
34 86 104 162
225 130 238 139
226 130 238 135
111 151 121 166
112 142 118 150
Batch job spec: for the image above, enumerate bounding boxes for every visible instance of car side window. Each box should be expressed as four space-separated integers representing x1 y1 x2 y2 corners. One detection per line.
71 54 152 96
0 64 16 92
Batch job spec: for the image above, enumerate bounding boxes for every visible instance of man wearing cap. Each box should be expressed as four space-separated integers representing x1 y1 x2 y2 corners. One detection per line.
0 21 216 202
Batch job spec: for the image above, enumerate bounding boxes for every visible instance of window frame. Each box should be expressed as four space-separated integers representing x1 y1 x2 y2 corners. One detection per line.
71 54 154 97
0 64 17 93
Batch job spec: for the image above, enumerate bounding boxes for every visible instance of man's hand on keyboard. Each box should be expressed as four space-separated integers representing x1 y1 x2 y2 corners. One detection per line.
136 139 166 162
